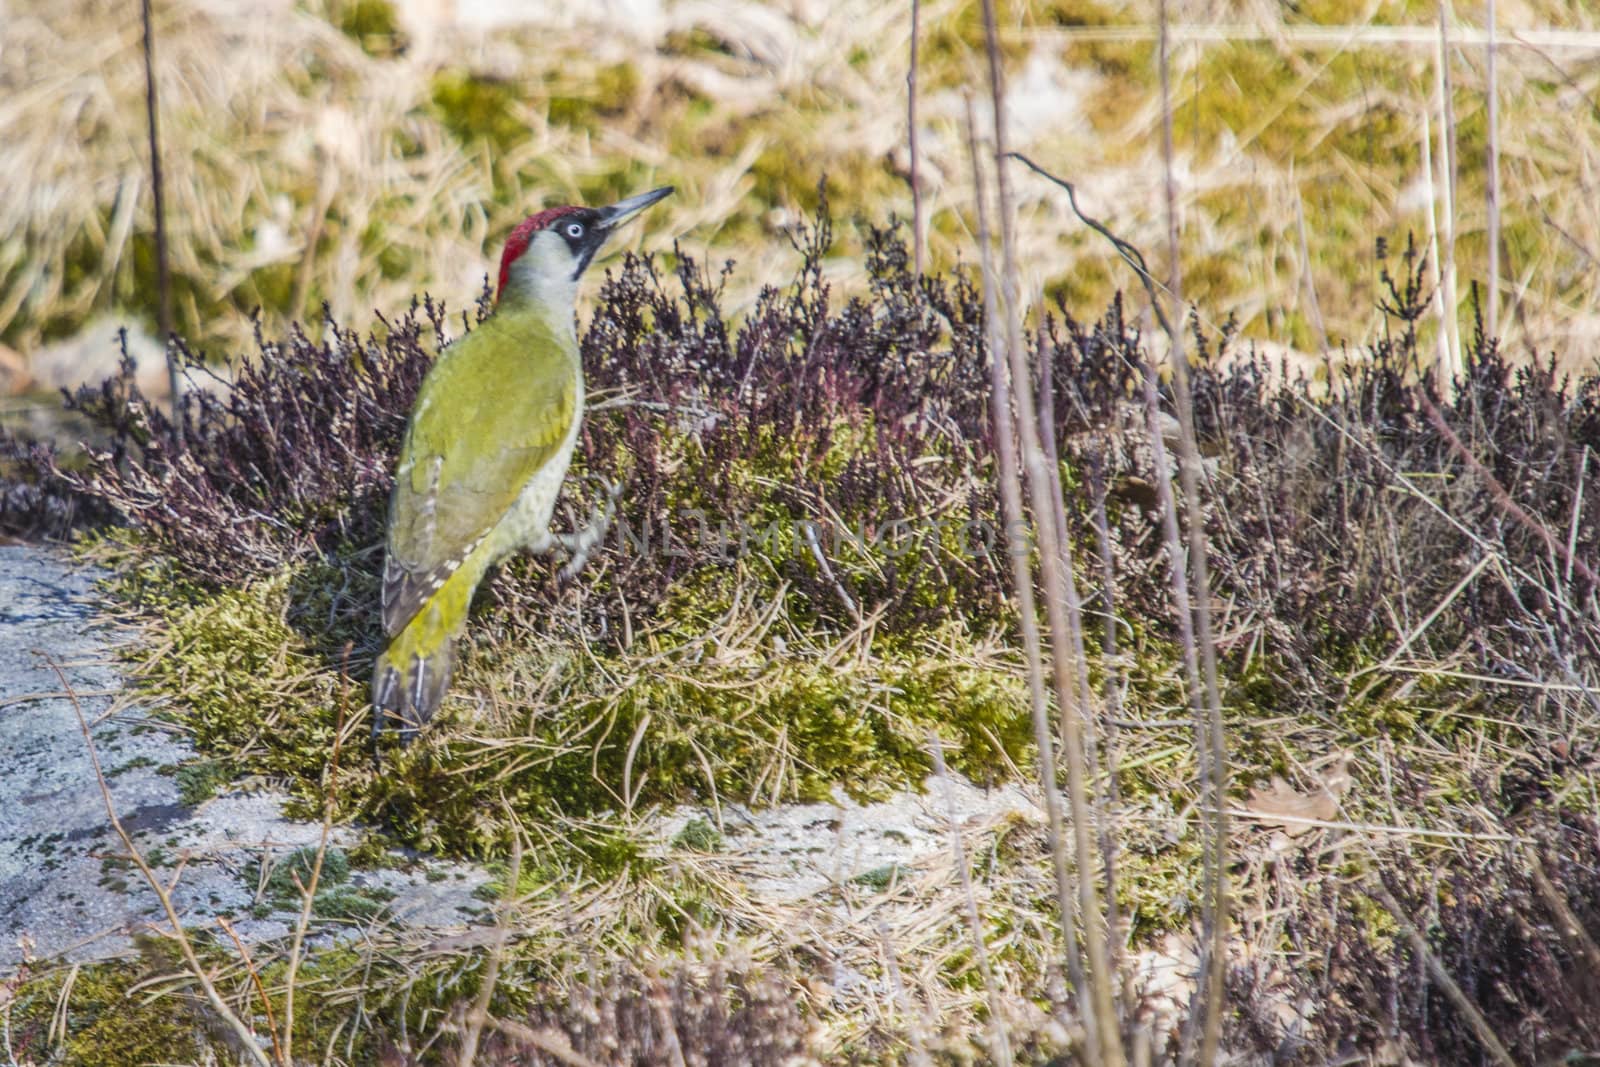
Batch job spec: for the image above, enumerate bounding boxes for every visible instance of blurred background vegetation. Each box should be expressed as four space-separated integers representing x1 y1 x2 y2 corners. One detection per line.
5 0 1600 412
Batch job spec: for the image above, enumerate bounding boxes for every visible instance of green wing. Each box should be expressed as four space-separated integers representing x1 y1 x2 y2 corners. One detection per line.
382 312 578 636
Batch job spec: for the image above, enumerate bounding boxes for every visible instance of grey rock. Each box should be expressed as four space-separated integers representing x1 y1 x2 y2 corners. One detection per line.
0 545 490 972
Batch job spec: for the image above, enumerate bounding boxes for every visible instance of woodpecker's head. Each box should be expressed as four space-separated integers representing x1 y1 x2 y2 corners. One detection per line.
496 186 674 309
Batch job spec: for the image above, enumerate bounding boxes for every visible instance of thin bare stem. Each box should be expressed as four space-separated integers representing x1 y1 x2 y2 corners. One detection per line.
1040 320 1122 959
1371 881 1518 1067
217 917 285 1066
140 0 181 448
1035 318 1098 754
49 658 270 1067
1485 0 1501 340
980 1 1123 1057
1293 170 1331 354
929 732 1013 1067
1418 104 1453 389
1158 3 1229 1061
803 521 863 624
1086 445 1126 963
459 825 522 1066
962 87 1088 1014
1136 307 1217 1062
1527 853 1600 974
281 647 352 1063
907 0 924 275
1436 3 1464 387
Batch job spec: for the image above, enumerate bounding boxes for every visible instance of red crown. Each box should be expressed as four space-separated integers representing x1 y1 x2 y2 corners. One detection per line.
497 206 585 298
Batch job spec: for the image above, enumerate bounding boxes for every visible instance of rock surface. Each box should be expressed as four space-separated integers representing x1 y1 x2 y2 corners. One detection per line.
0 545 490 971
0 545 1072 987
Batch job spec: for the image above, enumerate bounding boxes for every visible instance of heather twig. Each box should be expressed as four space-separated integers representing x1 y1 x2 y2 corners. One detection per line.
1370 881 1518 1067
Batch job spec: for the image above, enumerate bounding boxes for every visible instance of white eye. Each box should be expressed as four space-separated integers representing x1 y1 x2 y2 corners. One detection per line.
565 221 585 238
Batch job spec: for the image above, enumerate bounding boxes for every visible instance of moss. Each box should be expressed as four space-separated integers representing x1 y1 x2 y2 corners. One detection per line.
107 515 1029 875
891 660 1030 784
673 817 722 852
375 236 413 281
748 143 901 219
1045 252 1114 311
431 69 529 155
37 221 215 347
1174 38 1421 175
266 846 352 898
1055 0 1148 82
135 570 346 813
661 26 740 59
548 62 640 129
1043 0 1123 25
122 233 216 343
472 826 650 899
6 952 204 1065
917 0 1030 91
245 261 298 318
335 0 407 57
174 757 233 804
312 882 395 920
851 863 903 890
575 159 660 211
13 940 449 1065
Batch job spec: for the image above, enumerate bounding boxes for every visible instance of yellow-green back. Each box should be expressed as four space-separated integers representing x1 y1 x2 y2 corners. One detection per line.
381 307 579 636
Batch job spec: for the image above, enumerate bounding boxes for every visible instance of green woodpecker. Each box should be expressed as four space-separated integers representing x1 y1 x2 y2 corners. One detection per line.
373 186 674 737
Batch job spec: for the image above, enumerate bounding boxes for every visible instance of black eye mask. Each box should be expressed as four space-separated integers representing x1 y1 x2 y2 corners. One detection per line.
560 210 607 279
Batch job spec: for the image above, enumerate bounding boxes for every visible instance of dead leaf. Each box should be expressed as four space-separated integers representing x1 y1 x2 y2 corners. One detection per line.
1245 760 1350 837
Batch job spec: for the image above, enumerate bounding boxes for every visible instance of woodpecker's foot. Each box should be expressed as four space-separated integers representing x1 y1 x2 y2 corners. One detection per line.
556 479 623 583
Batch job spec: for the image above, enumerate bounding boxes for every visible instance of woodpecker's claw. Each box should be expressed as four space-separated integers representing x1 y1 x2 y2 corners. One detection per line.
556 479 623 583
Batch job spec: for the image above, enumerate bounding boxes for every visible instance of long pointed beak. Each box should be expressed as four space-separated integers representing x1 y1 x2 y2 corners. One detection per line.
598 186 674 230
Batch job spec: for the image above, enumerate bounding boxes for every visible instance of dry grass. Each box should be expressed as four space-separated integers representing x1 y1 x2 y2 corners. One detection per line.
7 0 1600 381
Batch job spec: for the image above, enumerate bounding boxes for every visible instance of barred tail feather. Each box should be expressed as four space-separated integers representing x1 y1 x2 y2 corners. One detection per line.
372 548 490 741
372 635 456 741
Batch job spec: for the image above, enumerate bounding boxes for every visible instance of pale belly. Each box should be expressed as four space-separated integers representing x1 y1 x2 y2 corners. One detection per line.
486 372 585 562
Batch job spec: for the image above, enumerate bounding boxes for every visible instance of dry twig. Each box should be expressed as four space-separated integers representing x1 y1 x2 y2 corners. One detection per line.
962 88 1089 1010
139 0 181 447
1156 5 1229 1060
929 732 1013 1067
48 656 271 1067
907 0 924 276
1369 881 1519 1067
280 646 353 1064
